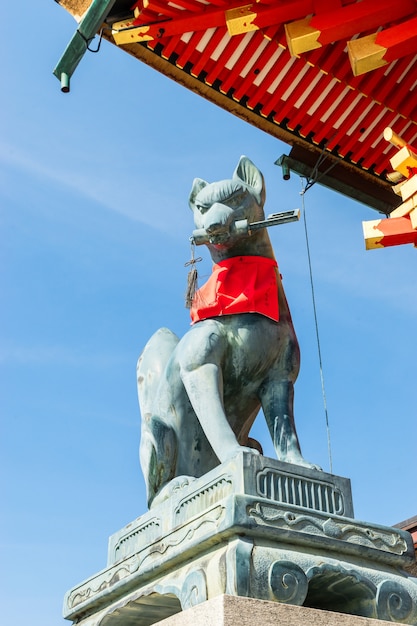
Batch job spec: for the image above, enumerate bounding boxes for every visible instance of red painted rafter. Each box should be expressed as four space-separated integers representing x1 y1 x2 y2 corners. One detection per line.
191 27 228 78
205 32 246 86
220 31 267 96
232 27 281 101
371 15 417 63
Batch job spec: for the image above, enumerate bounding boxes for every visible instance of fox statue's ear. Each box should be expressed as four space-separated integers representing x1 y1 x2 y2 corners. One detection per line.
233 156 265 205
189 178 208 209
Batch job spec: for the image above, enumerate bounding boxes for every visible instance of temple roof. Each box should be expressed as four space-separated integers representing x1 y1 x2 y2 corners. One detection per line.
55 0 417 213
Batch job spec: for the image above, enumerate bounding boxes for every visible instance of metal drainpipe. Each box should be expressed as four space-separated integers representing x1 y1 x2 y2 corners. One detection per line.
53 0 117 92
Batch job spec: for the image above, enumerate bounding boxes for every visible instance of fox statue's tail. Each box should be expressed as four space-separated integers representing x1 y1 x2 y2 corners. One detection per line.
137 327 179 507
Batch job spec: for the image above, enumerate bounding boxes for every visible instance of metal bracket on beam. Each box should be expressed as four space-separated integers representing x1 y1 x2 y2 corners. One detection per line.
53 0 117 92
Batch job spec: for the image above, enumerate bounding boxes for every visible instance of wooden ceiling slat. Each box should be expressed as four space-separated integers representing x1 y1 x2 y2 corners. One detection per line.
289 75 337 132
140 1 183 19
340 52 416 120
176 31 204 68
187 29 218 70
355 111 398 163
316 41 350 76
313 88 363 152
356 66 395 106
221 32 268 96
339 102 381 161
199 0 228 6
297 76 340 134
205 32 246 86
386 57 417 116
232 36 277 101
169 0 212 12
161 33 184 60
260 55 302 117
190 26 227 77
246 46 286 109
269 64 313 121
354 62 401 114
261 24 282 41
226 1 316 35
314 94 368 156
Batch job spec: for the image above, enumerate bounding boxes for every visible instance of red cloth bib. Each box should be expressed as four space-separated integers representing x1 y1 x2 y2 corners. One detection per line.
190 255 279 324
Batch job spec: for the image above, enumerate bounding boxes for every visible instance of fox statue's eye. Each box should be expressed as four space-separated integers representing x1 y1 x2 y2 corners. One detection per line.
196 204 209 214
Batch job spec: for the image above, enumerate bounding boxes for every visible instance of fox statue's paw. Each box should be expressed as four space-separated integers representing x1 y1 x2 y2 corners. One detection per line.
150 475 197 508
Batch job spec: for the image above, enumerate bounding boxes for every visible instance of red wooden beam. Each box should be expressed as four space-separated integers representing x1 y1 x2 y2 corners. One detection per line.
379 16 417 63
114 0 317 45
113 8 225 44
114 1 248 44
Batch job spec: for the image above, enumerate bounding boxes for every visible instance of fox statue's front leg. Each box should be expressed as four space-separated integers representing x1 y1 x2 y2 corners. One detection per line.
176 320 260 463
259 376 321 471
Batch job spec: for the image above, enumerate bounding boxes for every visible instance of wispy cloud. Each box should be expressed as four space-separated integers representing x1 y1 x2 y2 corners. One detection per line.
0 343 129 367
0 141 188 233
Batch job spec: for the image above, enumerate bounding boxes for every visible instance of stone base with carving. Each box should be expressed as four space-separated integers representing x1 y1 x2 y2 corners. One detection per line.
63 453 417 626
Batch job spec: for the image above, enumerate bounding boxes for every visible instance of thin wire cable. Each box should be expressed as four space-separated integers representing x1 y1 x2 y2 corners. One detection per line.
77 27 106 53
300 178 333 473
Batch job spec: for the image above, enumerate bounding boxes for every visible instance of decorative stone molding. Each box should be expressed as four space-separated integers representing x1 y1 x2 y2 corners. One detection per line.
63 453 417 626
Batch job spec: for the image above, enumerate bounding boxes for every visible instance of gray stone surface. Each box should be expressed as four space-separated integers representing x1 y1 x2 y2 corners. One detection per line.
63 453 417 626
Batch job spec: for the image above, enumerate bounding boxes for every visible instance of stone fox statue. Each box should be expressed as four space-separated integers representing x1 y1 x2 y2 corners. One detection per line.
137 156 318 508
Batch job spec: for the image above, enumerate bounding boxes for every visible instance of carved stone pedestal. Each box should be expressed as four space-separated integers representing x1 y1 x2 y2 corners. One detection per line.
63 453 417 626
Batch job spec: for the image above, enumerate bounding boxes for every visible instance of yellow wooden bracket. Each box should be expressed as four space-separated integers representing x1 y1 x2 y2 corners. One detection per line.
225 5 258 36
347 34 387 76
285 18 320 56
390 147 417 179
348 14 417 76
112 18 152 44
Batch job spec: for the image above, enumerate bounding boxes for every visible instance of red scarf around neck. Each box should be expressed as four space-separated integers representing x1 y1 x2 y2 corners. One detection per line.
190 255 279 324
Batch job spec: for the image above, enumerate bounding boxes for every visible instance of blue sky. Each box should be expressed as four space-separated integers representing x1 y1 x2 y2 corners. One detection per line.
2 3 416 626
